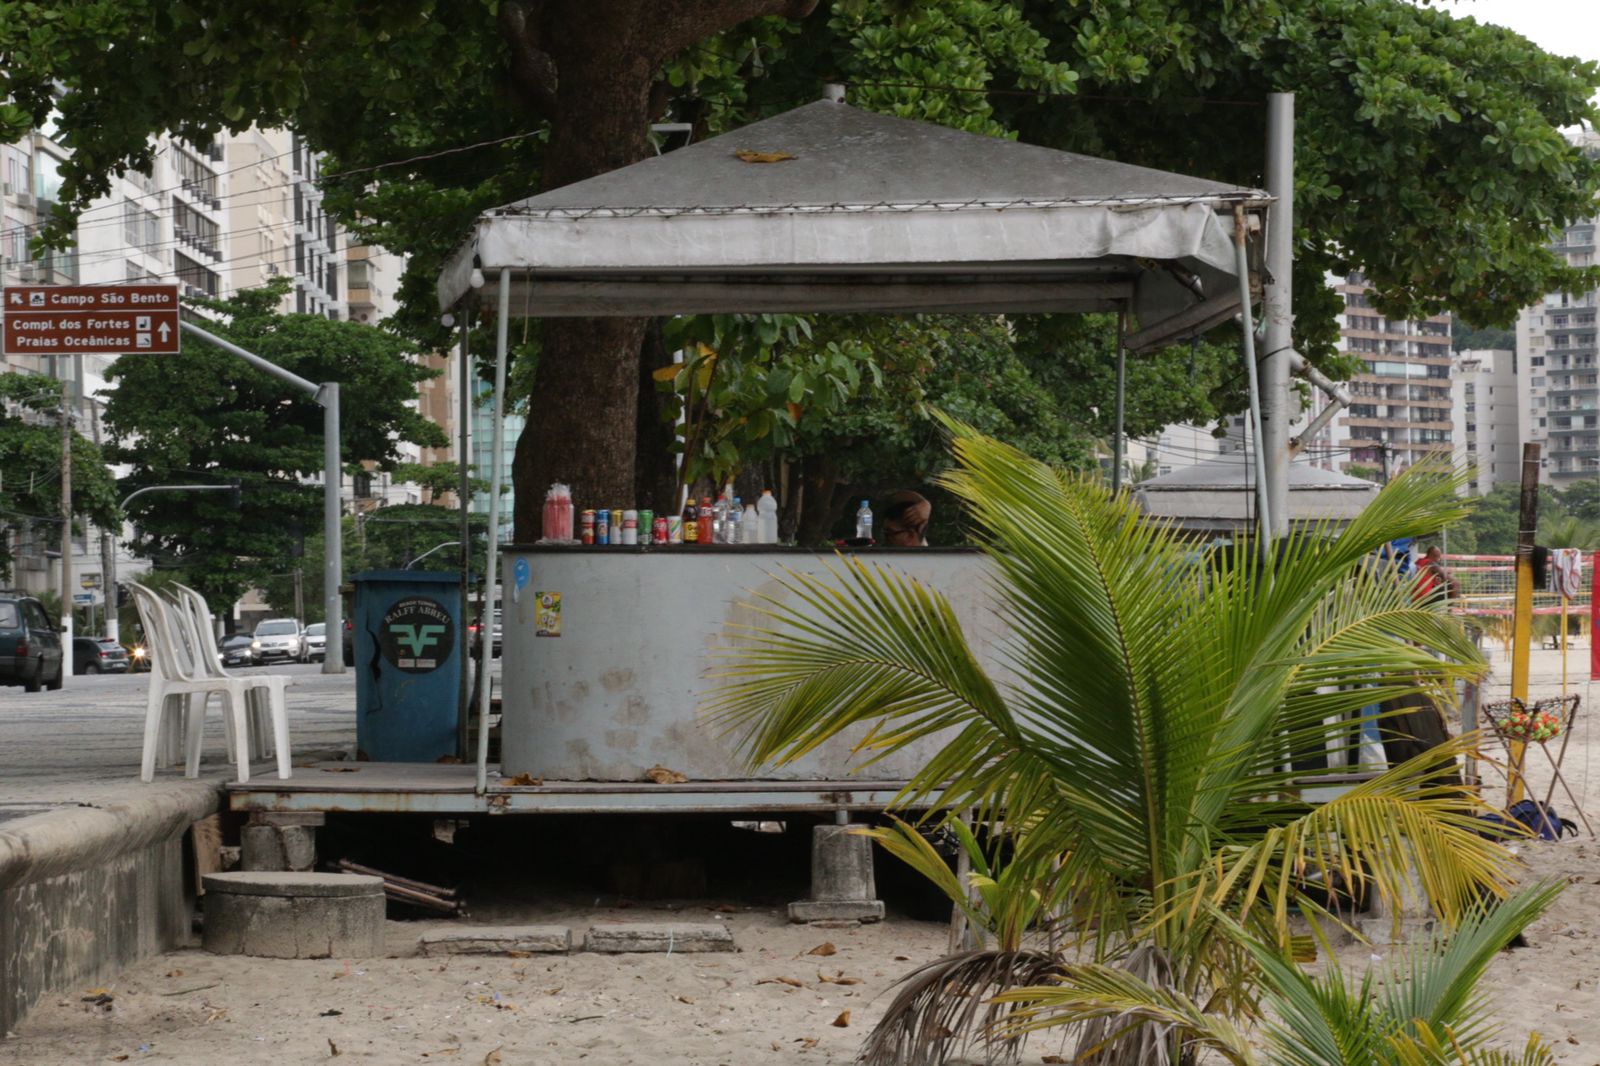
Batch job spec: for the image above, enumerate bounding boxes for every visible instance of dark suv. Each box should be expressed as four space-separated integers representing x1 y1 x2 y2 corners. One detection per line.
73 635 130 674
0 591 64 692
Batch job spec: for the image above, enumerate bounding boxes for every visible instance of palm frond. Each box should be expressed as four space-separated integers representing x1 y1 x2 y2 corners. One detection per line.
859 948 1064 1066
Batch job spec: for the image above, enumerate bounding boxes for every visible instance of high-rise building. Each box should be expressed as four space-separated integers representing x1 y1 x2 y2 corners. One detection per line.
1301 273 1453 479
1451 348 1520 495
1516 219 1598 487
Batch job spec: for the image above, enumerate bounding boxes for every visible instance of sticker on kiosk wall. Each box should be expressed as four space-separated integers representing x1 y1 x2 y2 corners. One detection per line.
535 591 562 637
380 596 456 672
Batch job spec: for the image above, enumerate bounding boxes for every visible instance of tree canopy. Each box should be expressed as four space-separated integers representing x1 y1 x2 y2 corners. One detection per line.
5 0 1598 536
102 284 446 608
0 373 120 585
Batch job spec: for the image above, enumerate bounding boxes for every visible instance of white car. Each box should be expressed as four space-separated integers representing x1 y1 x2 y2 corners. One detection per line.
251 618 305 664
304 622 327 662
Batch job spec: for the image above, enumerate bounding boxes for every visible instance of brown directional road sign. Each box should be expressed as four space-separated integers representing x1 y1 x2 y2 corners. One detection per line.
2 284 181 356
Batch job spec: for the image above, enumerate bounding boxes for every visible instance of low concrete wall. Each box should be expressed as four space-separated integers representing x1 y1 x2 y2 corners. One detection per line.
0 781 218 1033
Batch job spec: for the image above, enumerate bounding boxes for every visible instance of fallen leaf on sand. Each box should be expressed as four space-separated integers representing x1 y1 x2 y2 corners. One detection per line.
321 766 360 773
505 773 542 786
329 1037 342 1056
771 1042 783 1052
735 149 798 164
484 1048 503 1066
832 1010 852 1028
819 972 863 985
506 951 531 959
758 976 805 988
111 1057 129 1063
1043 1056 1068 1064
894 955 910 961
796 1037 819 1049
676 995 696 1004
645 765 689 784
807 942 837 957
165 969 184 978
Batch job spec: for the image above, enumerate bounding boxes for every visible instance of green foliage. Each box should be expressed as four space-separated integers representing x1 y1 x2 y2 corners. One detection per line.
390 461 494 501
712 430 1514 1060
5 0 1598 516
256 503 487 621
1445 483 1567 555
1453 325 1516 353
102 286 446 609
999 882 1563 1066
0 373 120 584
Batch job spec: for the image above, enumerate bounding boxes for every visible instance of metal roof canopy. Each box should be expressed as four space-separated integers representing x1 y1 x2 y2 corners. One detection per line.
1135 455 1379 532
438 100 1270 327
435 98 1275 795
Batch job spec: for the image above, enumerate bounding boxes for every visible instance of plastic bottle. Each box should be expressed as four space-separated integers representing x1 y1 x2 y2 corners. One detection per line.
713 493 729 544
698 497 714 545
742 502 759 544
758 489 779 544
855 499 873 541
726 497 742 543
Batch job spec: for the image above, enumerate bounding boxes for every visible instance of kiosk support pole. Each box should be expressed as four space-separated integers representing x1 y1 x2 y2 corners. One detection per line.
477 270 511 793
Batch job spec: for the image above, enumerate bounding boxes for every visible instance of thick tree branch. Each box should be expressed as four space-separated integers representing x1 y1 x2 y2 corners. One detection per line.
498 0 559 119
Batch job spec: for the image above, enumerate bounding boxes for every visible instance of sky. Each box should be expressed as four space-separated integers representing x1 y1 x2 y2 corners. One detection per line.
1431 0 1600 66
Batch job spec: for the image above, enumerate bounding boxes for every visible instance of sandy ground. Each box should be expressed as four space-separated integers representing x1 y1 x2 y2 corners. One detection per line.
5 645 1600 1065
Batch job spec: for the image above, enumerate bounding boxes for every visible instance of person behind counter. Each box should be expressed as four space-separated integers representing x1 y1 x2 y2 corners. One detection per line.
880 490 931 547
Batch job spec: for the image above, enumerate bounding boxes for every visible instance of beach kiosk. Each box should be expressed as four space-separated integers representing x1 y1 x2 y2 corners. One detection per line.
230 98 1272 821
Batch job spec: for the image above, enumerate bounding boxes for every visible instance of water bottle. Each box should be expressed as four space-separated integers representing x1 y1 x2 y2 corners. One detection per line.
758 490 779 544
742 502 759 544
712 494 729 544
726 497 742 543
855 499 873 541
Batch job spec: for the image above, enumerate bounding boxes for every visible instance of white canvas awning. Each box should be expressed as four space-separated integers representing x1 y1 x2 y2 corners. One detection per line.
1135 456 1378 532
438 100 1269 339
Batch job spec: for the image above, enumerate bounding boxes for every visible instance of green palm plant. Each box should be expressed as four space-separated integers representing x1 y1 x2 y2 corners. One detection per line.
996 880 1562 1066
710 423 1517 1064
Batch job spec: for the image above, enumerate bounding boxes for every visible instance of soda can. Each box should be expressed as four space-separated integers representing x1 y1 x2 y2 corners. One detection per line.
595 509 610 545
638 509 654 542
667 515 683 544
580 510 596 546
652 515 669 543
622 509 639 546
610 509 624 542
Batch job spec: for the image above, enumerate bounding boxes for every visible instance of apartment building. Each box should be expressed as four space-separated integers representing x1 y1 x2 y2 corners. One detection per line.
1451 348 1520 495
1516 220 1599 487
1297 274 1453 479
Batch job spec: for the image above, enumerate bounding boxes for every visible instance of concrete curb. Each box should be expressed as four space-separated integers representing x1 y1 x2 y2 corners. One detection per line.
0 779 221 891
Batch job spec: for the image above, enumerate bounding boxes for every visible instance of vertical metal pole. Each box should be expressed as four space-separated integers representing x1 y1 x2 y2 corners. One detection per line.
1234 206 1273 552
476 270 511 793
59 383 74 678
1112 309 1126 493
321 382 344 673
1508 442 1541 805
457 319 472 757
1263 92 1295 539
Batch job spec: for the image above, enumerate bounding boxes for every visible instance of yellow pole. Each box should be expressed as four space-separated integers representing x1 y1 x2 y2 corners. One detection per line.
1562 595 1569 698
1508 443 1540 806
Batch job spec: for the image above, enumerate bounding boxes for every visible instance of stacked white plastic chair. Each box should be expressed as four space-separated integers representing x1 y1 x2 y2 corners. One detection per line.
131 584 292 783
168 583 290 761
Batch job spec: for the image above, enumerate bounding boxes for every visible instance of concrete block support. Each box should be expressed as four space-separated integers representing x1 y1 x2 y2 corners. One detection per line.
788 824 884 923
202 872 384 959
240 825 317 872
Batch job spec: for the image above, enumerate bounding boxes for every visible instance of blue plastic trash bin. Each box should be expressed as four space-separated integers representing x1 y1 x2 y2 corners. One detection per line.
352 570 462 762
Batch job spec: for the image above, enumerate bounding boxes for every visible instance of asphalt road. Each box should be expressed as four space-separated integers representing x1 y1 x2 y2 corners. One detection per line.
0 663 358 810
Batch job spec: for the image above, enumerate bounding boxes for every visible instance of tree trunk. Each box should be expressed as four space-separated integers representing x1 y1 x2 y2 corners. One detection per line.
502 0 818 540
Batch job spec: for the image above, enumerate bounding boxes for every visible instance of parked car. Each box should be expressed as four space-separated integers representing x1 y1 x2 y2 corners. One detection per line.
304 622 327 662
251 618 305 664
0 590 64 692
219 633 254 668
73 635 130 674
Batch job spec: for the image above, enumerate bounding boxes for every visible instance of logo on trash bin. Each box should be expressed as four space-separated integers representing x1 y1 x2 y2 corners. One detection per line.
379 596 455 673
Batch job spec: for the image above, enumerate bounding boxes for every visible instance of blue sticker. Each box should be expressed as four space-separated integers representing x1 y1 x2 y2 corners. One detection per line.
513 557 531 589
